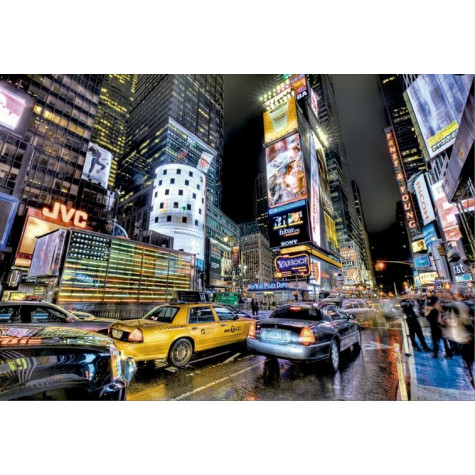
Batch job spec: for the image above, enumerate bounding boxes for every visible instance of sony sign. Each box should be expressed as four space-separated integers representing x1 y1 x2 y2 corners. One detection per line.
414 174 436 225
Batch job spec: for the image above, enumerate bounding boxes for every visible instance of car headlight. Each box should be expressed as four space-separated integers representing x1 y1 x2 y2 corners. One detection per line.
110 347 122 381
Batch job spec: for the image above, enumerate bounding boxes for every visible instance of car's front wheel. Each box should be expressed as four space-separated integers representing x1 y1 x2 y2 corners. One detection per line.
168 338 193 368
326 339 340 372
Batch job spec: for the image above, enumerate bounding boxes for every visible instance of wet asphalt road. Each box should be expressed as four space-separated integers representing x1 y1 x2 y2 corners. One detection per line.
127 317 404 401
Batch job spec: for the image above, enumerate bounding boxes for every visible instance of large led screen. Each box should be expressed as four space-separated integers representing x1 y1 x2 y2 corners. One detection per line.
405 74 473 158
266 133 308 209
82 143 113 189
268 200 311 248
309 133 321 246
29 229 67 277
263 95 298 144
431 180 462 242
0 82 33 136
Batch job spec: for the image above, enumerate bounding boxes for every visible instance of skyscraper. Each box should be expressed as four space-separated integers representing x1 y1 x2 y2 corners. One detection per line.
254 172 269 237
91 74 137 188
308 74 369 289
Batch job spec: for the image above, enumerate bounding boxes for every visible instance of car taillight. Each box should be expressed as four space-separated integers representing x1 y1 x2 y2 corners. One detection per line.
299 326 315 346
248 320 257 339
128 328 143 343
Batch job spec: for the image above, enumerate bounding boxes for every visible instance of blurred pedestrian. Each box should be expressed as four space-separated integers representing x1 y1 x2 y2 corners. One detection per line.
251 299 259 317
400 294 431 352
439 291 458 358
424 294 452 359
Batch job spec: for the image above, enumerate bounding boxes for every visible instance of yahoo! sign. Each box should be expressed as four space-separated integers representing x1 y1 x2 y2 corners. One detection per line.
274 253 310 277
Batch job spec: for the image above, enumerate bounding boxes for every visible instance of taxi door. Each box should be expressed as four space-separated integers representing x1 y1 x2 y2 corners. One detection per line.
211 306 248 346
187 306 220 351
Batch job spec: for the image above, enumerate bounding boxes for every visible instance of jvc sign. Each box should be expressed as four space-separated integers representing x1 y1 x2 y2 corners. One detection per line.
274 253 310 278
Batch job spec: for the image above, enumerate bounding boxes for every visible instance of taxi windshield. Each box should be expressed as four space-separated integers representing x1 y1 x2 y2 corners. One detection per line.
144 306 179 322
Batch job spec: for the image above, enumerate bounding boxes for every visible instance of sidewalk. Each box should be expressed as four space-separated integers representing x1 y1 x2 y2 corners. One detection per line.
404 323 475 401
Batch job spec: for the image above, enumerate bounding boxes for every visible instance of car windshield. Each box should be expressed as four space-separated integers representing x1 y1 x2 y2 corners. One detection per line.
270 306 322 321
144 306 179 322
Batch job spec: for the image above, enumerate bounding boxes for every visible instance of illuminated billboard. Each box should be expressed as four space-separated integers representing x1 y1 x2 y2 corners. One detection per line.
418 271 439 285
324 212 338 255
414 254 431 269
82 143 113 189
274 253 311 278
197 151 214 174
309 88 319 120
405 74 473 158
266 133 308 209
263 93 298 144
431 180 462 242
0 82 33 136
385 126 419 237
0 193 19 251
290 74 308 100
411 239 427 254
414 174 436 225
309 133 321 246
268 200 310 248
29 229 67 278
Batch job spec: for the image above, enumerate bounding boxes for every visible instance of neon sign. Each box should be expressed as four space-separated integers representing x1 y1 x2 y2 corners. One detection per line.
42 203 88 229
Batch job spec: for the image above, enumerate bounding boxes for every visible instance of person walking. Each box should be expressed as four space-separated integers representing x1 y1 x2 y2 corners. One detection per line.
424 294 452 359
251 299 259 317
400 294 431 352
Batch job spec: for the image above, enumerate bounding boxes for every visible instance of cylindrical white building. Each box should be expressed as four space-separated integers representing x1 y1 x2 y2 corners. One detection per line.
149 163 206 266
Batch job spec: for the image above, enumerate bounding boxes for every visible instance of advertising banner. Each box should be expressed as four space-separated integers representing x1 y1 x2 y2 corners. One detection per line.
268 200 311 248
443 79 474 201
197 151 214 174
29 229 67 277
411 239 427 254
82 143 113 189
266 133 308 209
232 246 239 269
274 253 310 278
309 88 319 120
414 254 431 269
405 74 473 158
385 127 419 236
324 212 339 255
0 82 33 136
0 192 19 251
431 180 462 242
290 74 308 101
263 94 298 144
414 174 436 225
309 133 321 246
418 271 439 285
422 223 439 249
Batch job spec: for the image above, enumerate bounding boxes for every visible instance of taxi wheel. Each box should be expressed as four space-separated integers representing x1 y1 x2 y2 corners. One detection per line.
168 338 193 368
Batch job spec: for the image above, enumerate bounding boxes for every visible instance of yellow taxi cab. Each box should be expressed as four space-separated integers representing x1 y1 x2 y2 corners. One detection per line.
107 300 255 368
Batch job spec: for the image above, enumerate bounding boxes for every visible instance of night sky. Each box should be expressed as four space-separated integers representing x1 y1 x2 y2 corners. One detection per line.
222 74 399 233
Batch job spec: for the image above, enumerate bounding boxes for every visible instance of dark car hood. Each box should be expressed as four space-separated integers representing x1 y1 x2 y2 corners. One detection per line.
0 325 115 349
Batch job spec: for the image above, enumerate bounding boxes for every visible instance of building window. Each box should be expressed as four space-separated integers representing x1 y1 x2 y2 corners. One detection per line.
173 202 178 208
158 180 162 186
199 208 202 215
182 217 187 223
189 171 193 177
167 215 172 222
163 169 167 175
155 217 158 223
176 169 181 175
154 192 158 198
159 202 164 209
193 193 196 199
185 180 189 186
187 204 191 210
195 219 198 226
202 198 204 204
179 190 183 196
165 189 169 195
170 178 175 184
